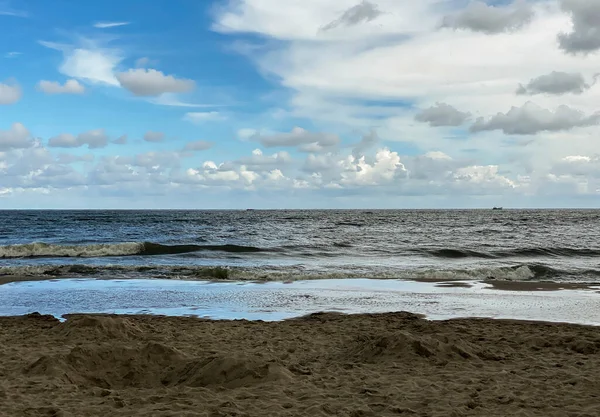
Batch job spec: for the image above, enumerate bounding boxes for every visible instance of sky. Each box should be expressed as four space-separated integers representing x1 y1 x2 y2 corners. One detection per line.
1 0 600 209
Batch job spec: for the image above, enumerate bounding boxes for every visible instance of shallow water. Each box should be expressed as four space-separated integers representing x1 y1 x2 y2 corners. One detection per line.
1 278 599 325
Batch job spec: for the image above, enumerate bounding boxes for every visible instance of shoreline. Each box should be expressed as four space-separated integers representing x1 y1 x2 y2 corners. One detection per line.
2 273 600 291
2 276 600 327
1 311 599 416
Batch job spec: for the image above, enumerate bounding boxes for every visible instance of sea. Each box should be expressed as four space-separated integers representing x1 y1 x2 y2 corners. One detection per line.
1 209 600 283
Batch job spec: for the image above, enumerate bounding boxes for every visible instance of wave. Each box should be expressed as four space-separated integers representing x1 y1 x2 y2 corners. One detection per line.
0 242 267 259
2 263 599 283
419 247 600 259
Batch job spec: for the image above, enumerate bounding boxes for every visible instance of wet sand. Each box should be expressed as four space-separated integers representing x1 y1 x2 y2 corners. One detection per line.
1 312 600 416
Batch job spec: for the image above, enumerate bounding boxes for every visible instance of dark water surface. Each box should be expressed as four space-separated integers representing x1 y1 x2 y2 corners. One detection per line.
1 210 600 282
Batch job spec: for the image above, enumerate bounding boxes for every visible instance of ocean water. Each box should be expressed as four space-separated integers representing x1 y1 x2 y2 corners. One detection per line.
1 209 600 283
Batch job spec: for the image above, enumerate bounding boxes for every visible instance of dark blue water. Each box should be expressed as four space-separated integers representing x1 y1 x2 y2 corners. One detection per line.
1 210 600 282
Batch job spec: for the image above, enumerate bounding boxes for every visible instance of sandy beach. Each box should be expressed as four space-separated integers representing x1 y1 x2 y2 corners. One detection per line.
1 311 599 417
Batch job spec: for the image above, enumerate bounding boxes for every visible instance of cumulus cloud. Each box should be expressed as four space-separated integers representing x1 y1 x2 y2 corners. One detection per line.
441 0 534 34
558 0 600 54
183 140 213 151
93 21 130 29
257 127 340 152
40 40 122 86
0 123 32 150
321 1 383 31
0 81 21 104
143 131 165 143
37 79 85 94
471 102 600 135
235 149 292 171
335 149 407 187
48 129 109 149
451 165 516 190
516 71 596 95
183 112 225 123
116 69 195 96
414 103 471 126
184 162 259 187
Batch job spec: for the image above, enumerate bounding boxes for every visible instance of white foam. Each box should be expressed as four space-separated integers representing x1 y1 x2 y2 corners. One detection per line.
0 242 144 258
407 265 536 281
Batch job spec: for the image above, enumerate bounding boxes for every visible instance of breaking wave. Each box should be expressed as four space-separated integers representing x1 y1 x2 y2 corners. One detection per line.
2 263 599 283
0 242 267 259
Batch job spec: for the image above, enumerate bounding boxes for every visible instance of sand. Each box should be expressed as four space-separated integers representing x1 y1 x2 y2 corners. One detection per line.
0 312 599 416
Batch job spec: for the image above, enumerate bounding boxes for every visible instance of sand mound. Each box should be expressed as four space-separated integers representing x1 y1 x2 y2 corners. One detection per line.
25 342 186 388
344 331 480 363
25 342 292 389
165 356 294 389
53 316 142 340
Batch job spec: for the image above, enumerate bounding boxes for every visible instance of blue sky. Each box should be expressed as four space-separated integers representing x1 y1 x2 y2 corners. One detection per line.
2 0 600 208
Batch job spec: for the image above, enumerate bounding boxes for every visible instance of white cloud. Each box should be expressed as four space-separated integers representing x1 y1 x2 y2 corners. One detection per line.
558 0 600 54
116 68 195 96
516 71 595 95
238 128 258 140
471 102 600 135
336 148 407 187
40 40 122 86
1 135 595 204
37 79 85 94
0 123 32 150
48 129 109 149
0 81 21 104
4 51 21 58
183 112 225 123
48 133 78 148
415 103 471 127
550 155 600 178
235 148 292 171
352 130 379 157
113 134 127 145
56 153 94 164
321 1 383 31
143 131 165 143
214 0 436 41
148 93 221 108
441 0 534 34
257 127 340 151
212 0 600 148
183 140 213 151
134 151 182 169
93 21 130 29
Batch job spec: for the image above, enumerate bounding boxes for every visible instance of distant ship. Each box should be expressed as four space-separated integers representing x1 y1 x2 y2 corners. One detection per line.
492 207 503 210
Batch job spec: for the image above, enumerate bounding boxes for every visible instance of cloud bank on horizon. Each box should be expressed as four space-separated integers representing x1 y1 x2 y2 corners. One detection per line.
1 0 600 208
